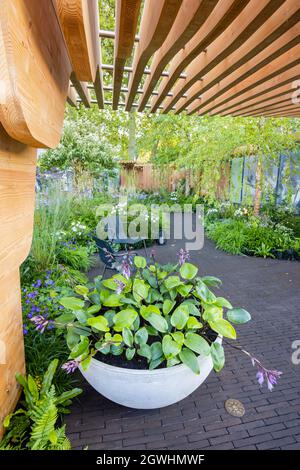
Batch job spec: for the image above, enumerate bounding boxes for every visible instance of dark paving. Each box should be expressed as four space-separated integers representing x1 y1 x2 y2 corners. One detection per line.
66 232 300 450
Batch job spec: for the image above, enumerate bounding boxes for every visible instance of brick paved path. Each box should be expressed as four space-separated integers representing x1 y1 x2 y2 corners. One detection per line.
66 233 300 450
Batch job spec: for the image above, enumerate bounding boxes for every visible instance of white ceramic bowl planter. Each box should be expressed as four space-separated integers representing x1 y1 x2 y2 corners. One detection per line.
80 337 222 409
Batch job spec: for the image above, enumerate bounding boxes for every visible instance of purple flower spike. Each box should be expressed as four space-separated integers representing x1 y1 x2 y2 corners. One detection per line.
244 350 282 391
119 256 132 279
61 360 80 374
177 248 190 266
114 279 126 295
30 314 54 334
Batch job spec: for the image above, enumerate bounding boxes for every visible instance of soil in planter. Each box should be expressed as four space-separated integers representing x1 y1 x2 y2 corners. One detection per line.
95 329 218 370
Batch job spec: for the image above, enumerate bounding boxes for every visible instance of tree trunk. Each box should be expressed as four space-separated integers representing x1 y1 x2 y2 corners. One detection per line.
254 157 262 216
128 111 137 161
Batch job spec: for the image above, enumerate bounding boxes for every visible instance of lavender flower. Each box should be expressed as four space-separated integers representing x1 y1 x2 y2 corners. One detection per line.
177 248 190 266
30 314 54 334
114 279 126 294
61 360 80 374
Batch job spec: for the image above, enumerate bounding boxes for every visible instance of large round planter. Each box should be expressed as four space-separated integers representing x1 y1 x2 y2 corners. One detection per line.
80 337 222 409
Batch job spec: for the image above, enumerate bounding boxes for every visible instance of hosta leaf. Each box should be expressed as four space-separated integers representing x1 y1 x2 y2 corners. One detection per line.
179 263 198 280
201 276 222 287
70 337 89 359
209 319 236 339
146 312 168 333
164 276 182 290
126 348 136 360
177 284 193 297
59 297 85 311
86 305 101 315
171 331 185 345
122 327 133 347
162 335 181 359
179 348 200 374
186 316 203 330
103 294 123 307
87 315 109 332
184 333 210 356
74 285 89 296
134 327 148 345
210 342 225 372
227 308 251 324
137 344 152 362
133 279 149 302
150 342 163 360
163 299 175 316
113 309 138 332
134 256 147 269
170 305 189 330
215 297 233 309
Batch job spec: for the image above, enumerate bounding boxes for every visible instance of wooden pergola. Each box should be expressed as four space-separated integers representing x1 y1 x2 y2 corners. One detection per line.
0 0 299 434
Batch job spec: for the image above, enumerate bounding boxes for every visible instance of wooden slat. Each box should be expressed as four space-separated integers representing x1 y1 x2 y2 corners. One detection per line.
208 70 299 116
241 102 300 117
261 110 300 117
137 0 219 112
67 83 78 107
229 92 295 116
55 0 100 82
94 65 104 109
113 0 142 109
176 2 300 114
163 0 287 113
149 0 250 113
191 45 300 116
125 0 183 111
70 72 91 107
0 0 71 148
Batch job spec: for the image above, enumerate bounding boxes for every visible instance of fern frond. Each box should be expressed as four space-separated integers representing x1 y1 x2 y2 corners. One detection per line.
29 393 57 449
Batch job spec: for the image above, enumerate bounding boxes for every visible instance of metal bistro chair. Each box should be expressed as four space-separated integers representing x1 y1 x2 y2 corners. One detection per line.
106 215 148 259
93 236 137 277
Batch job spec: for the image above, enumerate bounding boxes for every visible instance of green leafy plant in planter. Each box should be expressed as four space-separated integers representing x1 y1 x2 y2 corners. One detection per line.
30 252 282 390
0 360 82 450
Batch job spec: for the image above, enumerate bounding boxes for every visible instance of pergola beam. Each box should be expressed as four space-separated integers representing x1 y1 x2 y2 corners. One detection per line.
70 72 91 107
125 0 183 111
113 0 142 109
208 68 300 116
194 45 300 116
137 0 219 112
167 0 295 114
149 0 251 113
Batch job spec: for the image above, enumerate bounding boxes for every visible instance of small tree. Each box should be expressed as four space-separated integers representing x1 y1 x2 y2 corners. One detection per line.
39 115 115 185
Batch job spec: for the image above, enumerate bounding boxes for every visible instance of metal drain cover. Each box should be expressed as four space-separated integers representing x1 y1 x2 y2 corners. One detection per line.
225 398 245 417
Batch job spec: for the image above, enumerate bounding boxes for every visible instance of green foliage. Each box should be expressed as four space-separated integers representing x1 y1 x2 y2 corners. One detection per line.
42 256 251 375
39 116 114 181
0 360 82 450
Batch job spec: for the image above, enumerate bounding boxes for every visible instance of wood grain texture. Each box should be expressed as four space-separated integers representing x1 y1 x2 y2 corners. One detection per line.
149 0 251 113
163 0 286 113
0 124 37 437
55 0 100 82
209 70 300 116
0 0 71 148
137 0 219 111
182 1 300 115
70 71 91 107
67 83 78 107
195 45 300 116
125 0 183 111
113 0 142 109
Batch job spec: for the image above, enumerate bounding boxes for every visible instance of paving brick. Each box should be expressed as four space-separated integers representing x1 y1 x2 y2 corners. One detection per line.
65 236 300 450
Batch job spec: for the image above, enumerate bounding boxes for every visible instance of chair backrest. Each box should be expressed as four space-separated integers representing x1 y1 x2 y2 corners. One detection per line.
106 215 127 240
93 236 116 268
